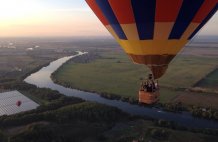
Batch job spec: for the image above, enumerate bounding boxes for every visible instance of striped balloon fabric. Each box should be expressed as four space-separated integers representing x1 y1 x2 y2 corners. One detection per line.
86 0 218 79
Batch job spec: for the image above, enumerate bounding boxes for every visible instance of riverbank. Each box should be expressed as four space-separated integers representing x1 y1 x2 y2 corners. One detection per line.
52 75 218 121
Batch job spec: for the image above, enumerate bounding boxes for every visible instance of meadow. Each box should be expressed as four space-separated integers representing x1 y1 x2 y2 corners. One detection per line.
195 68 218 89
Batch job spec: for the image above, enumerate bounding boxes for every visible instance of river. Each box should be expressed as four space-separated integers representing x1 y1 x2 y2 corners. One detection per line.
24 51 218 129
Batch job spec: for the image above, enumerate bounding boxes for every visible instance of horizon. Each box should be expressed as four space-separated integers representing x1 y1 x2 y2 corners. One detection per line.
0 0 217 37
0 35 218 39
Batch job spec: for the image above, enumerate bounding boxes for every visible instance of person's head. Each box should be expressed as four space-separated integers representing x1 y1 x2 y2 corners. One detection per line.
148 74 153 79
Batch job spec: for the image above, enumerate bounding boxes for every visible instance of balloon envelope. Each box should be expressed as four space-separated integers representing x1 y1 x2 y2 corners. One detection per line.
16 100 22 107
86 0 218 79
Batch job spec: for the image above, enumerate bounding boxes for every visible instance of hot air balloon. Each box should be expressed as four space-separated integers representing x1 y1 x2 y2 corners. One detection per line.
16 100 22 107
86 0 218 104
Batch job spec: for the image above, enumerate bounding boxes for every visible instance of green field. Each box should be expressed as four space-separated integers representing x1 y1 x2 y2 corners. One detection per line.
195 68 218 90
53 49 218 104
54 54 144 97
159 55 217 88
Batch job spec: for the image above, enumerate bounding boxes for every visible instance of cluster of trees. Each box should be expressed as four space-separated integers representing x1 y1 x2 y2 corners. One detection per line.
26 88 62 101
155 102 218 122
0 81 131 142
101 92 122 100
0 102 129 142
0 82 91 128
20 62 51 80
191 106 218 120
154 119 218 136
100 92 137 104
0 81 129 125
0 102 128 128
0 130 6 142
147 128 170 141
52 102 128 123
154 119 193 132
9 120 112 142
10 124 57 142
0 82 82 104
160 102 187 113
1 81 36 91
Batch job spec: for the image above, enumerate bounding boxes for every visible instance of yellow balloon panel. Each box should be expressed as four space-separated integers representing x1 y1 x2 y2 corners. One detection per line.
119 40 189 55
106 25 189 56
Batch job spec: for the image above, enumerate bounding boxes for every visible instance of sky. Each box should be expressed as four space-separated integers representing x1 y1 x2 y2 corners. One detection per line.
0 0 217 37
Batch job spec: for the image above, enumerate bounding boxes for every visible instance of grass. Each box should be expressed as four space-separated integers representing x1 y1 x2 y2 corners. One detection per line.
20 91 49 105
158 88 181 103
173 91 218 108
159 54 218 88
195 68 218 90
53 50 218 103
53 53 146 98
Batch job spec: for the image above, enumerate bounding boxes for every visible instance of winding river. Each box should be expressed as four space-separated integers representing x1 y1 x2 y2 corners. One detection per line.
24 51 218 129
